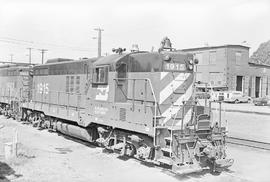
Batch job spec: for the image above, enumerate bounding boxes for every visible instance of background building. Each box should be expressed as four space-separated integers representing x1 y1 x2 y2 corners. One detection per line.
181 45 270 98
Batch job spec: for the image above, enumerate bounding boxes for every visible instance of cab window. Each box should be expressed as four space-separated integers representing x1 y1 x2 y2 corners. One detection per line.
92 66 109 84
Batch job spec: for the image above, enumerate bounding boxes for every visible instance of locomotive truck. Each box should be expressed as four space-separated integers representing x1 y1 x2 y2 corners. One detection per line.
0 47 233 174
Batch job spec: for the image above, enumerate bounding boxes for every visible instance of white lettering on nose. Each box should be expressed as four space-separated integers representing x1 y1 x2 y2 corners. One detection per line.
95 85 109 101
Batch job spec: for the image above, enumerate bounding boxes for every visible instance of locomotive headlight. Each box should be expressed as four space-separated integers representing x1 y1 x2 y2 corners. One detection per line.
194 58 199 65
163 55 171 62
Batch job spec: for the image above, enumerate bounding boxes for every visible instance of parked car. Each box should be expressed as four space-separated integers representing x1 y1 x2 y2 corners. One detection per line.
210 91 224 102
253 95 270 106
223 91 252 103
195 91 211 99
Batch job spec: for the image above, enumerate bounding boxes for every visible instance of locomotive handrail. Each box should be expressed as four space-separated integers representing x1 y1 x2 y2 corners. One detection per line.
113 77 159 146
30 88 84 112
113 78 159 111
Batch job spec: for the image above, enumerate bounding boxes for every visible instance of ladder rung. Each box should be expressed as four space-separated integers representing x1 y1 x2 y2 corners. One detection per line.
164 137 172 141
161 147 172 153
171 116 182 120
154 115 165 119
156 158 173 165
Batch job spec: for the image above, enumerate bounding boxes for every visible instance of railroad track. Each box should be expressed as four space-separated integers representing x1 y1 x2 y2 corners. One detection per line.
227 136 270 151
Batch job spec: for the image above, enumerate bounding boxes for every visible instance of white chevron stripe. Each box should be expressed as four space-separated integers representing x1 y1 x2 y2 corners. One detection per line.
160 72 169 80
161 85 193 124
176 108 192 126
159 73 190 104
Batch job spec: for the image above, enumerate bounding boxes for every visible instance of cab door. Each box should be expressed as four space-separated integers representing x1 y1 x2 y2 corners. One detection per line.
115 63 128 102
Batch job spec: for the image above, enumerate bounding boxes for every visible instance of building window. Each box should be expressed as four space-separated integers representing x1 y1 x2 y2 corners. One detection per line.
70 76 74 93
209 72 223 86
248 76 252 96
236 52 242 65
209 51 216 64
76 76 80 94
66 76 69 93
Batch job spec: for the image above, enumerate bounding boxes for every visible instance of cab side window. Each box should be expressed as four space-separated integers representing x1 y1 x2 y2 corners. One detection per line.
92 66 109 84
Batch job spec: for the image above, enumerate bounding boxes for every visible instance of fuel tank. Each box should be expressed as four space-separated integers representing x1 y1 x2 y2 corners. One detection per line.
56 122 96 142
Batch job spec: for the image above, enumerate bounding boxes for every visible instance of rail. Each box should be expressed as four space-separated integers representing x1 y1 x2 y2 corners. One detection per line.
227 136 270 151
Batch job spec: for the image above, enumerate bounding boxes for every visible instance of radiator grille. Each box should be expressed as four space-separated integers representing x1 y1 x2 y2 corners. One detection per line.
197 120 210 130
119 108 126 121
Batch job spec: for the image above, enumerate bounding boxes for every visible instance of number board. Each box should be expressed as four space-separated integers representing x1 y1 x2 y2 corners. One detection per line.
163 63 186 71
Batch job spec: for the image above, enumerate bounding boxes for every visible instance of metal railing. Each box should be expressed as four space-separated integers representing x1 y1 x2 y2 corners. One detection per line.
114 78 159 145
24 89 83 114
0 88 20 103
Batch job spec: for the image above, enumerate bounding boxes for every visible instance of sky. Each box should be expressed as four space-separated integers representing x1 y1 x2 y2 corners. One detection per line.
0 0 270 64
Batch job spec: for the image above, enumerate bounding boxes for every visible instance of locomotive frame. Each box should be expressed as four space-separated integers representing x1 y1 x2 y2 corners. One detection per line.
0 50 233 175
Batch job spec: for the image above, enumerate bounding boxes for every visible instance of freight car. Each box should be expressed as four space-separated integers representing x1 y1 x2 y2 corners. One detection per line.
0 64 33 118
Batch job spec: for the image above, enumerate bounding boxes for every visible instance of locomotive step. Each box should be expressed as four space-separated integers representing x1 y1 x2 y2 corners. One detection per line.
164 137 172 141
155 126 182 131
156 157 173 165
161 147 172 154
173 164 202 175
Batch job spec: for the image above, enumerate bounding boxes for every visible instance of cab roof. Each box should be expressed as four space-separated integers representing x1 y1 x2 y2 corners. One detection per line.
94 51 192 72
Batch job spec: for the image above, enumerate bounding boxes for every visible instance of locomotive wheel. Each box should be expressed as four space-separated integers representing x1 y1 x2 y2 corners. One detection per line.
135 144 152 160
125 143 136 157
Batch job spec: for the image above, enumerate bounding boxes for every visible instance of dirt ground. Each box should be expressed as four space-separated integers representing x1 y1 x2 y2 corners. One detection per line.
0 115 270 182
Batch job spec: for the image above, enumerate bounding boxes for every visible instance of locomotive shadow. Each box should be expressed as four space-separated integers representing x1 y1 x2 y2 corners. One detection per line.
55 132 98 149
45 130 231 179
0 161 22 182
161 168 219 181
102 148 132 161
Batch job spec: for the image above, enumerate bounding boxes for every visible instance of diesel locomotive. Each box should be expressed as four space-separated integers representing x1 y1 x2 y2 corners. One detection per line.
0 64 33 118
0 44 233 174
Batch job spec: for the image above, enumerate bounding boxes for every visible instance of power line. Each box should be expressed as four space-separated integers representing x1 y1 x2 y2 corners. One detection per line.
0 37 34 44
0 37 96 52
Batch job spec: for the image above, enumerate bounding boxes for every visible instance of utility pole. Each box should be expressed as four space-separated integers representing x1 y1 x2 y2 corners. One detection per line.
10 54 13 62
27 48 33 64
39 49 48 64
93 28 104 57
